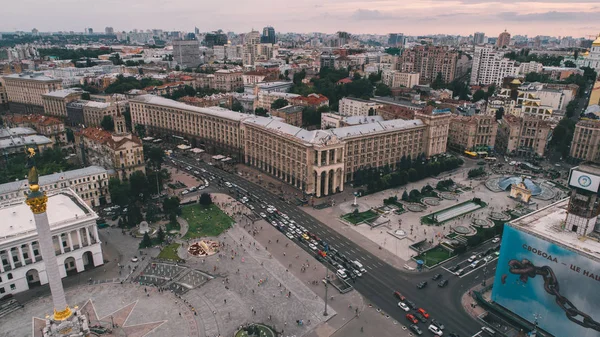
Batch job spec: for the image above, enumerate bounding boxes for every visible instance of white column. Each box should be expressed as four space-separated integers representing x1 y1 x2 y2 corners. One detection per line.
29 243 36 263
93 225 99 244
332 170 338 194
0 253 5 272
58 235 65 254
85 227 91 246
17 246 25 266
76 230 83 248
8 249 15 270
32 210 68 315
316 172 321 197
67 232 73 251
324 171 330 196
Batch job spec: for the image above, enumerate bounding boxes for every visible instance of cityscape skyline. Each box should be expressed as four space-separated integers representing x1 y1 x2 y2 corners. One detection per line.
2 0 600 37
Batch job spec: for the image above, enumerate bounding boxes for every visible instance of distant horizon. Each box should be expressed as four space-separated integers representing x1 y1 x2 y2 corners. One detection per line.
2 0 600 38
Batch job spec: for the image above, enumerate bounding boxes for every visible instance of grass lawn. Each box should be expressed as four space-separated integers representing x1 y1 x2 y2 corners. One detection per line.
341 209 378 224
182 203 234 239
414 246 453 267
157 243 180 260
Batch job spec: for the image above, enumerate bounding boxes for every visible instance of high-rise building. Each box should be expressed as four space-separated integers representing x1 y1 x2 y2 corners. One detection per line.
105 27 114 35
2 72 63 114
570 119 600 163
204 32 228 48
261 26 276 44
496 29 511 47
399 46 458 85
470 46 519 86
388 33 404 47
243 30 261 66
172 39 201 68
473 32 485 45
88 28 93 35
534 36 541 49
496 114 551 157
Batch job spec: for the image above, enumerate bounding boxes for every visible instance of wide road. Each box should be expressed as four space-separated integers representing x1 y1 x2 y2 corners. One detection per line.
171 156 493 336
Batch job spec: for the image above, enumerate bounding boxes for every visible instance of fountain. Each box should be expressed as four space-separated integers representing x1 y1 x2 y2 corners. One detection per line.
188 240 220 257
139 221 150 234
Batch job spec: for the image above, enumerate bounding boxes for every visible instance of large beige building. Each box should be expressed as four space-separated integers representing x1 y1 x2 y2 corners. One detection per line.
399 46 458 85
448 114 498 152
42 88 84 117
570 119 600 163
496 114 551 157
3 73 63 113
339 97 380 117
256 92 300 111
83 100 127 127
381 70 420 89
0 77 8 109
130 95 449 197
214 69 244 92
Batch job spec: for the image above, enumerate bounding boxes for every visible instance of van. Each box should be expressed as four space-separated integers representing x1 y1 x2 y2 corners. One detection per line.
352 260 367 273
336 269 348 279
481 326 496 335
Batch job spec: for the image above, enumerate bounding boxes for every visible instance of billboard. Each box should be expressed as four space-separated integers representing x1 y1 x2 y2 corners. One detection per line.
492 225 600 337
569 169 600 193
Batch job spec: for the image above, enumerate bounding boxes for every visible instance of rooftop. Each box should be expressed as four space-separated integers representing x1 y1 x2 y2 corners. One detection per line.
510 199 600 262
341 97 373 104
0 127 37 140
343 115 384 125
42 88 84 99
0 166 108 195
0 135 53 149
3 72 61 82
329 119 424 139
130 95 248 121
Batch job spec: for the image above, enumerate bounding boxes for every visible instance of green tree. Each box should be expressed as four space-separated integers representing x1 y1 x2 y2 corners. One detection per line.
255 108 268 116
139 232 152 248
156 226 165 243
368 71 382 84
129 171 149 200
135 124 146 138
163 196 181 215
175 65 180 71
144 145 164 169
384 47 401 55
293 70 306 85
431 72 445 90
127 203 143 227
485 85 496 100
408 168 418 182
472 89 485 102
108 178 130 206
199 193 212 205
66 128 75 143
401 190 409 201
231 100 244 112
368 107 375 116
81 92 91 100
374 83 391 96
566 100 578 118
101 116 114 131
353 72 362 80
495 107 505 121
271 98 289 110
564 60 576 68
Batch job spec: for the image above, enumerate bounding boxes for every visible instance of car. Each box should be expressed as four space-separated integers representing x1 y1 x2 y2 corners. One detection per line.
415 313 428 323
398 302 410 312
438 279 449 288
431 319 445 330
350 268 362 277
260 212 266 218
405 300 417 310
193 170 199 175
449 265 460 272
352 260 367 274
468 255 477 263
417 281 428 289
286 232 295 240
224 182 232 187
483 256 493 263
417 308 429 319
406 314 418 324
410 324 423 335
248 205 255 210
308 243 318 251
302 233 310 241
456 268 466 276
181 190 190 195
432 273 442 280
200 168 207 173
470 260 482 269
336 269 348 279
131 256 139 262
492 237 501 243
428 324 443 336
393 291 406 301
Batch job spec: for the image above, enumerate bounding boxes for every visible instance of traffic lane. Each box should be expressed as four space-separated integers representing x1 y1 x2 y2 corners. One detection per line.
172 158 480 335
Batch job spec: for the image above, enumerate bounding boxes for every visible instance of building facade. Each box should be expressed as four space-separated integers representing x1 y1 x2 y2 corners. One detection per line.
4 114 68 145
471 46 519 86
381 70 420 89
42 88 84 117
570 119 600 163
172 40 201 68
447 114 498 152
0 190 103 297
496 115 550 157
214 69 244 92
2 73 63 114
398 46 458 85
496 30 511 47
338 97 380 117
83 101 127 127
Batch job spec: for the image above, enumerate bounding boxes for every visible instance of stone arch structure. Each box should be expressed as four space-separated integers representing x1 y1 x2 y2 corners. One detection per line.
82 251 95 270
64 256 77 276
26 269 41 287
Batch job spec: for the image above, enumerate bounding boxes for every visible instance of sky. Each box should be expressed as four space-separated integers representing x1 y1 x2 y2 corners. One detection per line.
2 0 600 38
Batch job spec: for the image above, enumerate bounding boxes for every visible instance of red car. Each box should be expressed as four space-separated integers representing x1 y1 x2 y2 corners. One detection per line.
393 291 406 302
417 308 429 319
406 314 418 324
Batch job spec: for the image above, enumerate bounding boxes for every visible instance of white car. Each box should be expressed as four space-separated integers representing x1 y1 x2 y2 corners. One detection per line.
271 221 278 227
398 302 410 312
224 182 232 188
286 232 295 240
492 237 501 243
336 269 348 279
260 212 267 218
281 213 289 220
248 205 255 210
131 256 139 262
468 255 477 263
308 243 318 251
428 324 443 336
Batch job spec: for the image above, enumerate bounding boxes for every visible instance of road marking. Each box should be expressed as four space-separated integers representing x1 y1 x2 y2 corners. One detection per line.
367 265 374 270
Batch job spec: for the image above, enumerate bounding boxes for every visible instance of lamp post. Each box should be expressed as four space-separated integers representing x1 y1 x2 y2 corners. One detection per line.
323 269 329 316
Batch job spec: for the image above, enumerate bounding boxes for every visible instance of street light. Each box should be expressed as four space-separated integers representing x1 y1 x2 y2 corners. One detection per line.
323 268 329 316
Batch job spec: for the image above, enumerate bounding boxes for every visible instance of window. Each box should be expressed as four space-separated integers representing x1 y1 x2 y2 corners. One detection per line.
7 273 13 280
0 287 4 294
10 284 15 290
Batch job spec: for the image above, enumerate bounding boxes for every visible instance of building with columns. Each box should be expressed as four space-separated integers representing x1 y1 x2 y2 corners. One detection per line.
130 95 446 197
42 88 84 117
0 190 103 297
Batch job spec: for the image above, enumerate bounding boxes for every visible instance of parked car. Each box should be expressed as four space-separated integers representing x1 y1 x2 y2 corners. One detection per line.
417 308 429 319
398 302 410 312
449 265 460 272
410 324 423 335
432 273 442 280
415 313 428 323
406 314 418 324
431 319 445 330
393 291 406 301
336 269 348 279
405 300 417 310
428 324 443 336
468 255 477 263
417 281 428 289
438 279 449 287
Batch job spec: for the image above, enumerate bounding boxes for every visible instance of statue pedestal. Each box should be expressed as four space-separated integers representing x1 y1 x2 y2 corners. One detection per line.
43 307 89 337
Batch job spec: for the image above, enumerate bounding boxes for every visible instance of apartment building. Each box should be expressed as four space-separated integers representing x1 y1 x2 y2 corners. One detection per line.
42 88 84 117
0 78 8 110
172 40 201 68
0 190 103 297
496 115 551 157
339 97 380 117
381 70 420 89
76 115 145 180
214 69 244 92
570 119 600 163
129 95 448 197
471 46 519 86
518 82 577 111
4 114 67 145
270 105 303 127
256 92 300 111
519 61 543 75
178 94 233 109
447 114 498 152
83 101 127 127
2 73 63 114
398 46 458 85
0 166 111 207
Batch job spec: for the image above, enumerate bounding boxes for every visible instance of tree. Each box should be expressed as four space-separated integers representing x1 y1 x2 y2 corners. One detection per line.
129 171 149 200
271 98 289 110
81 92 91 100
472 89 485 102
156 226 165 243
374 83 391 97
566 100 578 118
353 72 362 80
108 178 130 206
384 47 401 55
431 72 445 90
368 107 375 116
293 70 306 85
564 60 576 68
255 108 268 116
163 196 181 215
127 203 144 227
135 124 146 138
199 193 212 206
485 85 496 100
368 71 382 85
101 116 114 131
408 168 418 182
495 107 505 121
175 65 180 71
231 100 244 112
302 107 321 127
401 190 409 201
144 145 164 169
139 232 152 248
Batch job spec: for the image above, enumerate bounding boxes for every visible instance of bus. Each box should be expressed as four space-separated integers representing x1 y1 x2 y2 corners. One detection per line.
476 151 488 158
464 151 478 159
485 157 497 162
